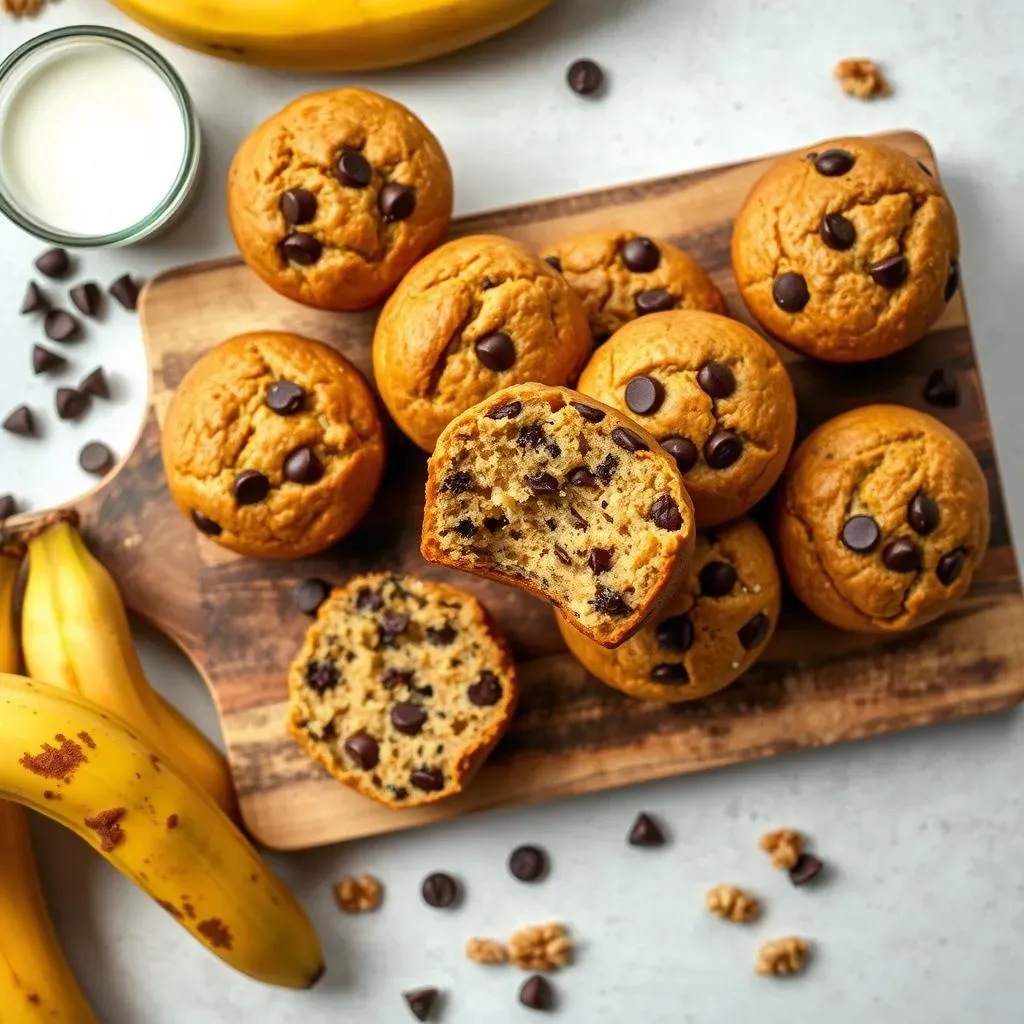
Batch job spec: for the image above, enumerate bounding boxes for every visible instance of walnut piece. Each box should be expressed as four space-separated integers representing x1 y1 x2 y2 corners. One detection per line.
834 58 891 100
756 936 810 976
759 828 804 870
2 0 45 14
705 884 760 923
465 938 507 965
333 874 383 913
508 923 572 971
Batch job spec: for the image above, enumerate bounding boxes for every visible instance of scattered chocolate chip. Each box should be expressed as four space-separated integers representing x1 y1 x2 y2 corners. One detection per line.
454 518 476 538
772 272 810 312
908 492 940 535
509 844 548 882
625 374 664 415
280 232 322 266
517 423 548 450
78 441 114 476
868 255 909 288
635 288 676 315
20 281 48 314
544 255 563 272
567 57 604 95
525 472 560 496
31 344 65 375
383 668 414 690
356 587 384 612
44 309 81 342
738 612 771 650
484 514 509 533
70 282 102 318
651 663 689 683
344 731 379 770
592 584 630 616
55 387 88 420
443 470 475 494
382 611 410 636
570 400 606 423
423 871 460 909
841 514 880 553
391 703 428 736
109 274 140 310
656 614 693 652
789 853 824 886
628 812 666 847
403 987 439 1022
0 495 16 520
611 426 649 452
883 537 922 573
819 212 856 251
566 466 595 487
700 560 737 597
587 547 611 574
305 659 340 694
661 435 699 473
474 331 516 371
814 148 856 176
280 188 317 225
488 400 522 420
379 183 416 222
936 547 967 586
554 545 572 565
697 360 736 399
336 148 372 188
703 430 742 469
2 405 35 437
480 275 498 290
283 446 323 485
945 261 960 302
266 380 305 415
651 494 682 531
294 577 331 615
923 368 960 408
568 507 588 531
621 236 660 272
35 248 69 278
519 975 554 1011
79 367 110 399
426 624 457 646
233 469 269 505
191 509 222 536
468 670 503 706
389 786 409 801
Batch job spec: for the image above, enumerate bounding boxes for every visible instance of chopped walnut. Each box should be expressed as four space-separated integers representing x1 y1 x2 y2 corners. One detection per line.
2 0 45 15
834 58 891 100
508 923 572 971
760 828 804 870
465 938 507 965
333 874 383 913
756 936 810 976
705 884 760 923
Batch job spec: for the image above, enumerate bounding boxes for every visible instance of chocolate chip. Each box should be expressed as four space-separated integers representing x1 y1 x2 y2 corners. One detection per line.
697 360 736 399
883 538 921 573
379 183 416 222
294 577 331 615
391 702 427 736
443 470 474 494
382 611 410 636
772 272 810 312
525 472 560 496
517 424 548 450
814 148 856 176
651 494 682 531
383 668 415 690
519 974 554 1012
389 785 409 801
703 430 742 469
191 509 222 536
611 426 649 452
566 466 595 487
651 663 689 683
281 232 322 265
336 149 372 188
625 374 664 415
661 435 699 473
819 212 856 251
841 514 880 553
594 453 620 483
945 261 960 302
592 585 630 616
426 624 457 646
403 987 439 1022
109 274 140 310
567 57 604 95
509 844 548 883
621 236 660 272
587 547 611 574
481 275 498 290
356 587 384 611
924 368 960 408
570 400 606 423
283 446 323 485
656 614 693 652
474 331 516 371
455 518 477 538
937 547 967 586
45 309 81 342
0 495 16 520
280 188 317 225
266 380 305 415
69 282 102 318
233 469 269 505
487 400 522 420
544 255 563 272
55 388 88 420
700 560 737 597
908 492 940 535
554 545 572 565
411 767 444 792
468 670 503 706
2 405 35 437
31 344 65 375
305 659 339 694
20 281 49 314
635 288 676 315
869 255 909 288
628 812 666 847
789 853 824 886
738 612 771 650
484 514 509 533
35 248 69 278
79 367 110 399
344 731 379 770
78 441 114 476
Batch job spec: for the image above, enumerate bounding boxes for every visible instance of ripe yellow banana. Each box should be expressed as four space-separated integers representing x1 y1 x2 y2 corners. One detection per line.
21 521 236 816
0 672 324 989
108 0 553 71
0 548 99 1024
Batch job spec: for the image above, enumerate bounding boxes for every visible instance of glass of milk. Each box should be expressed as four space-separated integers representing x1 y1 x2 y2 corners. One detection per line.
0 26 201 246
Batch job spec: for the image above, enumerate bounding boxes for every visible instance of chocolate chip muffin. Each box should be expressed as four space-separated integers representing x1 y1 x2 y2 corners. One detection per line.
162 331 385 559
372 235 592 451
558 517 780 702
538 230 726 342
287 573 517 808
421 383 695 648
777 405 989 633
228 87 453 312
577 310 796 526
731 137 959 362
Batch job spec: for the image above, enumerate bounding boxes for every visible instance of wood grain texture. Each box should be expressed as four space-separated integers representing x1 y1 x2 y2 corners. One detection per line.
76 131 1024 851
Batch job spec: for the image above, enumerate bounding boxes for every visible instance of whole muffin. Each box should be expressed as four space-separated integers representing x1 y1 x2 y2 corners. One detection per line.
731 137 959 362
558 518 780 703
777 405 989 633
162 331 385 559
228 87 453 311
372 235 592 451
539 230 726 342
577 310 797 526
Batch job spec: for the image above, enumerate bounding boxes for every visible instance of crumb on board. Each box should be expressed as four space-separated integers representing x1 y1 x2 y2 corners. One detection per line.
756 936 810 976
333 873 383 913
760 828 804 870
706 884 761 923
834 58 891 100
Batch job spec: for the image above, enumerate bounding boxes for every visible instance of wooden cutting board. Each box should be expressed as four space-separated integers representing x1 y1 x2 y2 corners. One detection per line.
76 130 1024 851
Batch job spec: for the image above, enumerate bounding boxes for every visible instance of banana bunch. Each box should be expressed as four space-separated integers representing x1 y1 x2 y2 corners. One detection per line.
108 0 552 71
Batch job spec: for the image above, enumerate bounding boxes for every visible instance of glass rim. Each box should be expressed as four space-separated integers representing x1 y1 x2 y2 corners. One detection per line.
0 24 200 247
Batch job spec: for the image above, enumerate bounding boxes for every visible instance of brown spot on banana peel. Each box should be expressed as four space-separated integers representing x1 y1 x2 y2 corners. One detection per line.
20 734 87 780
84 807 126 852
76 730 96 749
197 918 233 950
166 813 179 829
158 900 184 920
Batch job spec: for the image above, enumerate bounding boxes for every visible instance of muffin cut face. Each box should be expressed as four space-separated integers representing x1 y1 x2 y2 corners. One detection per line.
421 384 695 648
287 573 517 808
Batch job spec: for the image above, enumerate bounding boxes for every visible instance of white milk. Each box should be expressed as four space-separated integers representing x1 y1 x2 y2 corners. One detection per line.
0 42 187 236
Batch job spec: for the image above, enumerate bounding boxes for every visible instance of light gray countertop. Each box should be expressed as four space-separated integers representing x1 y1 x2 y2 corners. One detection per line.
3 1 1024 1020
